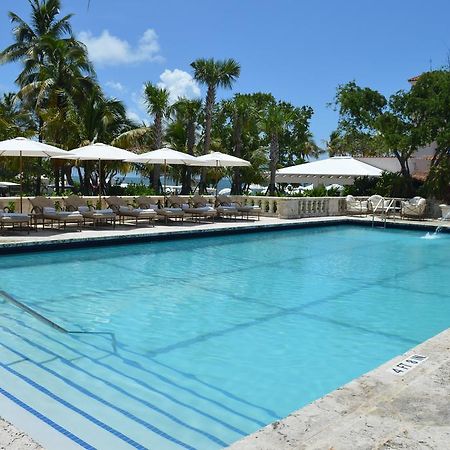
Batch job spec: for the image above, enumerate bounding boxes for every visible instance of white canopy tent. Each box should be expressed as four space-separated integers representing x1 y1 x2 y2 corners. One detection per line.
276 156 384 187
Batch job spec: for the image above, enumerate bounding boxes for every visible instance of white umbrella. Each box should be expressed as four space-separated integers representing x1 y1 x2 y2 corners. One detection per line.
55 143 137 200
188 151 251 168
0 137 67 211
127 148 197 195
187 152 251 195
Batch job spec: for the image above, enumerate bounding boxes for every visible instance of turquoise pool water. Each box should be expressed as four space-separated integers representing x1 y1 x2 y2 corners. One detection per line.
0 225 449 449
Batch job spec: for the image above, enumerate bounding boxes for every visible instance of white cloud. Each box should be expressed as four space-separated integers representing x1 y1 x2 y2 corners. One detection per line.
131 89 147 114
105 81 125 92
127 110 146 124
79 29 163 66
157 69 201 104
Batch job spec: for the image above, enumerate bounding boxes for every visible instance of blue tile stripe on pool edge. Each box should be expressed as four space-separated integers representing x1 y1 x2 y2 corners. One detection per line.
0 385 95 450
0 359 195 450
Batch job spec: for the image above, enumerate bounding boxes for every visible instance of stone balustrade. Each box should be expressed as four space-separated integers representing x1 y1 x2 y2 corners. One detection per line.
0 194 348 219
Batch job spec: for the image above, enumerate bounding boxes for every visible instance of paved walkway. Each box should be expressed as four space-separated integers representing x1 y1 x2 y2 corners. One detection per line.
0 418 42 450
230 329 450 449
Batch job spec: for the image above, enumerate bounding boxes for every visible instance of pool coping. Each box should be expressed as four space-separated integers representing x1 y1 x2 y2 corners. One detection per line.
0 215 449 254
229 328 450 449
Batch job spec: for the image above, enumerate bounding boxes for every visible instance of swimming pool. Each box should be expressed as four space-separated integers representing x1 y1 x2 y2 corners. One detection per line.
0 225 449 449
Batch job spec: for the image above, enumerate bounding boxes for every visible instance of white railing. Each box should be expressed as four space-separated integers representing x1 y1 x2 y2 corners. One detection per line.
0 195 347 219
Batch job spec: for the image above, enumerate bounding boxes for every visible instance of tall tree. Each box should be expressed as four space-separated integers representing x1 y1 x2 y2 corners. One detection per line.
1 0 89 194
143 82 170 192
167 98 203 194
260 100 313 195
191 58 240 192
219 94 259 194
333 81 419 179
406 70 450 199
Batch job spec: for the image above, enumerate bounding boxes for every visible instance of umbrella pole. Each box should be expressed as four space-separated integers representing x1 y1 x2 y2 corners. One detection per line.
19 151 23 213
164 160 167 203
98 158 102 205
215 160 219 198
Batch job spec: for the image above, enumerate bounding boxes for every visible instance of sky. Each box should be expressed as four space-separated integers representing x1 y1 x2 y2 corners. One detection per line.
0 0 449 148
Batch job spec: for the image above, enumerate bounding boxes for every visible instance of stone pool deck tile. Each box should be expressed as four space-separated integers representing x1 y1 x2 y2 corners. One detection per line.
1 215 449 251
229 328 450 450
0 216 343 249
0 417 43 450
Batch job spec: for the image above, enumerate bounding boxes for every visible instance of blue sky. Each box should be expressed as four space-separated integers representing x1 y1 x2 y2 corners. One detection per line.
0 0 449 147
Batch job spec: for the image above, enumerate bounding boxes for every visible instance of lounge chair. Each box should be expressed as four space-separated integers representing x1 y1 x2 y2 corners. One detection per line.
105 196 157 226
0 210 31 234
168 195 216 222
401 197 426 219
216 195 262 220
64 195 117 228
345 195 368 215
29 196 83 230
136 196 185 224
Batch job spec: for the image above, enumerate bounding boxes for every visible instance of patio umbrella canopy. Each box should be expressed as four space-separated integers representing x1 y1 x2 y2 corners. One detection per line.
127 148 198 195
0 137 67 211
188 152 251 195
188 151 251 168
55 143 137 199
276 156 384 186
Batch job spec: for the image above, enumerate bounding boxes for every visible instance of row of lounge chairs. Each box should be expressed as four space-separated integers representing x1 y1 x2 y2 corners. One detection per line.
346 195 427 218
0 194 262 233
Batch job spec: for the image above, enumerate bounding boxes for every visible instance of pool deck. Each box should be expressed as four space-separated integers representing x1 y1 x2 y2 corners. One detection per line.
0 418 42 449
0 214 449 253
229 328 450 450
1 214 449 449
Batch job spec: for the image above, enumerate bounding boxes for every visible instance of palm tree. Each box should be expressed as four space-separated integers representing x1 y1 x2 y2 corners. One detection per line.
1 0 74 70
260 101 314 196
1 0 88 194
219 94 259 194
0 93 35 140
143 82 170 192
167 98 203 193
191 58 240 192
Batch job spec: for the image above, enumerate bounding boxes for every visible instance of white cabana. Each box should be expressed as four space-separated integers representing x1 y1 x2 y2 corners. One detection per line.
276 156 384 186
0 137 67 211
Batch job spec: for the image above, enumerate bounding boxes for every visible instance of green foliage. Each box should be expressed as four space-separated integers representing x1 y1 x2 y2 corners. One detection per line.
108 183 157 197
420 158 450 202
6 200 16 213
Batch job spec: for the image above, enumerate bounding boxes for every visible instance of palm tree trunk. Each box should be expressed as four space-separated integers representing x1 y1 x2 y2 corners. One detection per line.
181 119 196 194
35 117 44 196
231 120 243 194
77 167 84 194
199 86 216 194
152 114 163 193
268 133 279 196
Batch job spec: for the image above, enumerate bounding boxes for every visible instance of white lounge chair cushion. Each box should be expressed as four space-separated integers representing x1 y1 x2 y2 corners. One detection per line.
78 206 90 212
0 213 29 220
43 207 56 214
238 205 261 211
162 207 183 212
